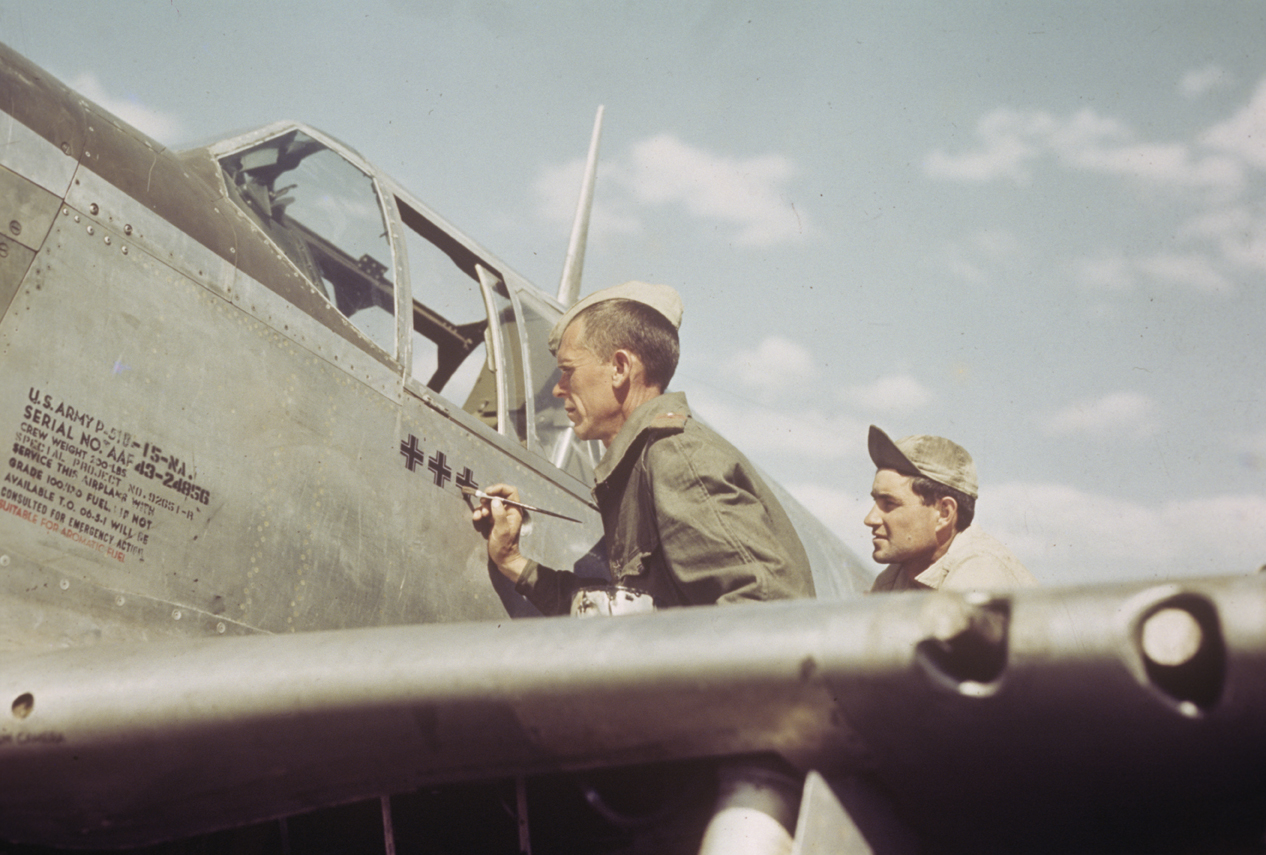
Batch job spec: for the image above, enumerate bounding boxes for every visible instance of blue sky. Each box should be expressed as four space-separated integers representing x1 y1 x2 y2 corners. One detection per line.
3 1 1263 585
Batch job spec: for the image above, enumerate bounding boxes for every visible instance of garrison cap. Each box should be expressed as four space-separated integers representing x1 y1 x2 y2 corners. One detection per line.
868 425 979 498
549 281 684 354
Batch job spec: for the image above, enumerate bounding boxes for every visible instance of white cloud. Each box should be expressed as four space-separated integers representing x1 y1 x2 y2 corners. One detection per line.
1180 205 1266 272
942 229 1029 286
69 73 183 144
987 482 1266 583
1064 139 1242 192
1074 251 1235 295
532 158 643 239
625 134 807 245
929 86 1266 305
1180 65 1234 99
1199 77 1266 169
926 106 1244 197
535 134 809 248
732 336 817 394
844 373 933 414
924 108 1047 183
1075 254 1136 292
690 393 867 463
1043 391 1157 439
1135 252 1235 295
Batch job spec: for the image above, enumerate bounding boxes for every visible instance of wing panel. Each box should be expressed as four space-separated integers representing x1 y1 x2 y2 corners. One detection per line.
0 577 1262 849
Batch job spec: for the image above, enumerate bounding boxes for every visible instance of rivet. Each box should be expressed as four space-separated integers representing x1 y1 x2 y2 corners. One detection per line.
124 224 133 236
86 226 94 236
216 622 226 634
8 221 19 236
122 246 129 255
0 555 8 566
59 579 69 590
172 609 182 620
89 203 99 216
116 595 126 606
103 236 111 246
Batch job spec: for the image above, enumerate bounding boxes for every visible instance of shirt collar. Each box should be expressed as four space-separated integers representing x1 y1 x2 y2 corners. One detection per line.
911 525 978 588
594 390 691 485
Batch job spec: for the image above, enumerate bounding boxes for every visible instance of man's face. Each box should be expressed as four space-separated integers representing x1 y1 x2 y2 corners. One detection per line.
553 319 622 445
864 468 940 565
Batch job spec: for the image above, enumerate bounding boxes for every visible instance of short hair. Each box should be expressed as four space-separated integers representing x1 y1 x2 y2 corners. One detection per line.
910 475 975 532
571 298 680 390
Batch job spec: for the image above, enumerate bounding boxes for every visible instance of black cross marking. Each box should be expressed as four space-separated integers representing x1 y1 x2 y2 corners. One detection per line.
400 435 425 472
428 451 453 487
455 467 478 491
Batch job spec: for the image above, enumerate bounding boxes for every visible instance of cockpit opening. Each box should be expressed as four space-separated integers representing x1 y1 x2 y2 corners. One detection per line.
217 125 600 484
219 129 396 357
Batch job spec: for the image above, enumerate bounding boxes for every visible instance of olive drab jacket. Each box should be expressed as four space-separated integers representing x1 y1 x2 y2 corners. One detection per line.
515 392 815 615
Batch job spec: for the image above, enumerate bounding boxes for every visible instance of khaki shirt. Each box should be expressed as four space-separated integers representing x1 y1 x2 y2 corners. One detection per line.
517 391 815 614
869 525 1037 592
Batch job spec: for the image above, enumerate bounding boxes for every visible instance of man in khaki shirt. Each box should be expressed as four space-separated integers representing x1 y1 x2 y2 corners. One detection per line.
864 425 1037 592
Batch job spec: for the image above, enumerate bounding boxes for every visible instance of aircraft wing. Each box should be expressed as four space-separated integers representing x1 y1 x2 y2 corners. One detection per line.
1 573 1262 852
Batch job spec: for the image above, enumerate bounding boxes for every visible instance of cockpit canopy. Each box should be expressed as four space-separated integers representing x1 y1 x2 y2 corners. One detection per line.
212 123 599 483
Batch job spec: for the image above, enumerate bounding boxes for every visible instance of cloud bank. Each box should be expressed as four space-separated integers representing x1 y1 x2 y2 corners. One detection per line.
536 134 809 247
1043 392 1157 439
930 74 1266 300
923 106 1244 196
989 482 1266 583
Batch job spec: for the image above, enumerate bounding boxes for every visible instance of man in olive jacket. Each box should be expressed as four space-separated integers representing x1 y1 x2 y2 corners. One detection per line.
471 280 815 615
